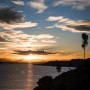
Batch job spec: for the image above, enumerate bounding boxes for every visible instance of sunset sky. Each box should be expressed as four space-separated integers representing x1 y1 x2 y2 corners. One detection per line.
0 0 90 63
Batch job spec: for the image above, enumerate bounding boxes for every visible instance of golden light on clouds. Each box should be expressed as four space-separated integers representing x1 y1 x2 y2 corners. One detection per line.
0 51 90 63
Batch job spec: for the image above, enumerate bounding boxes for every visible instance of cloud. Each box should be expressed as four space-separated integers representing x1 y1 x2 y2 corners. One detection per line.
46 16 90 33
66 25 90 32
46 16 64 21
0 21 38 30
46 16 72 22
27 0 48 13
46 25 55 29
0 7 23 23
0 30 56 52
53 0 90 10
14 50 56 55
0 7 37 30
55 20 90 32
42 40 56 43
0 58 10 62
0 30 37 44
35 34 54 39
0 6 56 52
1 30 55 44
0 35 9 42
11 0 24 5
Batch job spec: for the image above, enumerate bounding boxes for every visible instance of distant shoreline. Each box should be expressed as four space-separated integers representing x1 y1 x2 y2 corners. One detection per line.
34 58 90 67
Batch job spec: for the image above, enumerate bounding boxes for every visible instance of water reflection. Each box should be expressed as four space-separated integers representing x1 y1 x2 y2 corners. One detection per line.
25 64 34 90
0 63 30 89
0 63 58 90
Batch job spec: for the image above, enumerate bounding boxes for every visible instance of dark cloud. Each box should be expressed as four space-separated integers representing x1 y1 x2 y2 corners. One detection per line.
0 58 23 62
0 58 15 63
75 25 90 31
0 58 9 62
66 25 90 32
14 50 56 55
67 25 90 32
0 7 23 23
0 36 8 42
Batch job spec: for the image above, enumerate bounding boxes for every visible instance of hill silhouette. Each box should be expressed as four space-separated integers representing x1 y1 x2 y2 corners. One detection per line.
34 59 90 90
35 58 90 67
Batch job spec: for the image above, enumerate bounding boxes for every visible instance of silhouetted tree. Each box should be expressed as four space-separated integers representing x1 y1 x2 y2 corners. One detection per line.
82 33 88 60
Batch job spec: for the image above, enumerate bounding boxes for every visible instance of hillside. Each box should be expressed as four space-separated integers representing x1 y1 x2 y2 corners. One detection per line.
34 59 90 90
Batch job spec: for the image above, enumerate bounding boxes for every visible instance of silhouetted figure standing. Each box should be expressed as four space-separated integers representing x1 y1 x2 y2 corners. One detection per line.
82 33 88 60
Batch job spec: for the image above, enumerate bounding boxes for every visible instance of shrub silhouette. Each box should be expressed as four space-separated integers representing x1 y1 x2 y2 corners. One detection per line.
33 76 53 90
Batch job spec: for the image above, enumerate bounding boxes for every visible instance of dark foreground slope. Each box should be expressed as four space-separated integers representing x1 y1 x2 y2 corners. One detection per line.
34 59 90 90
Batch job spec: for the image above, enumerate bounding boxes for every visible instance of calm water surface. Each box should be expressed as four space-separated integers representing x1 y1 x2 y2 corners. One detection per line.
0 64 59 90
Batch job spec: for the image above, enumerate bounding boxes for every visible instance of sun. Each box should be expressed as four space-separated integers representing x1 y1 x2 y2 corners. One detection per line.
25 55 34 60
22 54 45 63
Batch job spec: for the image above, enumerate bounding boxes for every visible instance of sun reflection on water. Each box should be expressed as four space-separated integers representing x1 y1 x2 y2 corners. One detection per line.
25 64 34 90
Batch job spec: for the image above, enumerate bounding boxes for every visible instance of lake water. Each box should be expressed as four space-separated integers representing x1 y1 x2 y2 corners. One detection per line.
0 64 75 90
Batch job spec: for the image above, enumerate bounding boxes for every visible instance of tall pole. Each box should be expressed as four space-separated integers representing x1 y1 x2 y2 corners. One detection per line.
84 47 85 60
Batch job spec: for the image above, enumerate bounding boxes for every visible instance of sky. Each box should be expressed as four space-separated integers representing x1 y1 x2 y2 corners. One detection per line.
0 0 90 63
